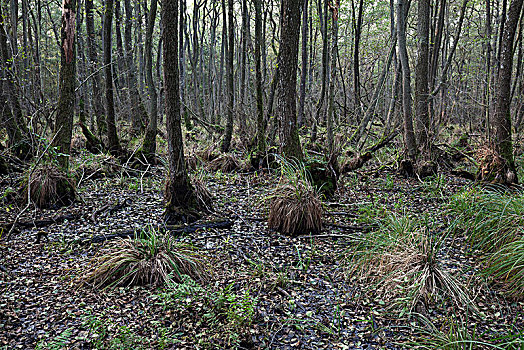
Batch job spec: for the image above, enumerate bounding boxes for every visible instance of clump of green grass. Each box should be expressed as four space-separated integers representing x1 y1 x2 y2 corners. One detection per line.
81 227 207 289
448 186 524 298
346 214 476 316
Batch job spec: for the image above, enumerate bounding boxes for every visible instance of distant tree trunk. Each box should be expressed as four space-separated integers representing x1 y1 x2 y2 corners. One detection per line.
352 0 364 121
179 0 191 130
163 0 202 224
326 0 340 154
312 0 328 143
124 0 148 134
396 0 417 161
277 0 303 160
53 0 76 170
492 0 523 183
239 0 248 133
415 0 430 155
104 0 121 155
254 0 265 153
0 2 31 159
86 0 106 137
220 0 234 153
297 0 308 128
141 0 158 160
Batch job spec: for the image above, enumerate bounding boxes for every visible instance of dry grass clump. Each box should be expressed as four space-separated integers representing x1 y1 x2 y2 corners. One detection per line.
475 144 516 183
192 175 214 212
82 228 207 289
19 163 76 209
207 153 241 172
347 215 475 315
268 183 322 236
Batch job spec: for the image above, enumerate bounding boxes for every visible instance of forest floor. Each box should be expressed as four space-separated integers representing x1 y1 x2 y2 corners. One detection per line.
1 152 523 349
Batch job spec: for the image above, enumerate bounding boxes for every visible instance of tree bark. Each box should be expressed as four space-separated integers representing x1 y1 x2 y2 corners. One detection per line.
142 0 158 160
163 0 202 224
277 0 304 160
415 0 430 155
254 0 265 153
86 0 106 137
220 0 235 152
493 0 523 183
53 0 77 170
396 0 417 161
104 0 121 155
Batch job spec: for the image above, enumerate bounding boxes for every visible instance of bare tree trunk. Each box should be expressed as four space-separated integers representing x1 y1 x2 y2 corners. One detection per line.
396 0 417 161
104 0 121 155
277 0 303 160
86 0 106 136
352 0 364 121
415 0 430 155
220 0 234 152
326 0 340 154
141 0 158 160
493 0 523 183
163 0 202 224
254 0 265 153
124 0 148 134
297 0 309 128
53 0 76 170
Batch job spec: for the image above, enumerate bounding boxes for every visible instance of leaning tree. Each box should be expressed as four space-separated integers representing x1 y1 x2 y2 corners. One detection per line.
162 0 205 224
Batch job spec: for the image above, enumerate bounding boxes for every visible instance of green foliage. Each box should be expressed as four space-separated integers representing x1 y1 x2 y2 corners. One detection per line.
448 186 524 298
155 274 258 348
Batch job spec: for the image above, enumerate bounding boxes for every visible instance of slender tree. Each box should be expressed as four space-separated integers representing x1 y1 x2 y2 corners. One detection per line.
221 0 235 152
277 0 304 160
396 0 417 161
415 0 430 155
254 0 265 153
52 0 76 169
492 0 524 183
104 0 121 155
163 0 203 223
141 0 158 160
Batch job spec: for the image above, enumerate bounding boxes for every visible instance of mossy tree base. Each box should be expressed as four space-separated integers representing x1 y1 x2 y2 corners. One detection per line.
305 156 339 198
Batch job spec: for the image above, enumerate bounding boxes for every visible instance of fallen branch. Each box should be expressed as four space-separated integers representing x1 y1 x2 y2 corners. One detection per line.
342 131 398 172
79 219 234 245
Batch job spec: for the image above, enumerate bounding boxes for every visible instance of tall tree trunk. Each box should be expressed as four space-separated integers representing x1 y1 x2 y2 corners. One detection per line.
104 0 121 155
86 0 106 136
326 0 340 154
297 0 309 128
254 0 265 153
415 0 430 155
163 0 202 224
352 0 364 121
493 0 523 183
0 2 31 159
220 0 234 152
53 0 76 170
277 0 303 160
124 0 148 134
142 0 158 160
396 0 417 161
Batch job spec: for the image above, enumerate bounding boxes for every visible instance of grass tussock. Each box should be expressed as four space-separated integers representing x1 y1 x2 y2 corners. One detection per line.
82 228 207 289
449 186 524 299
19 163 76 209
207 153 241 172
191 173 214 212
268 157 323 236
346 214 476 315
268 183 322 235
